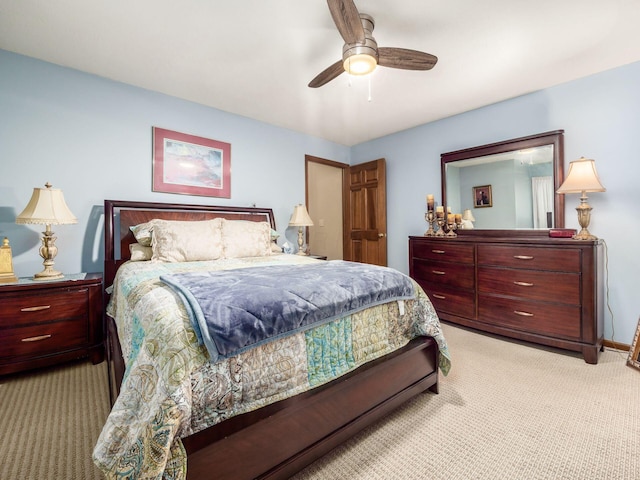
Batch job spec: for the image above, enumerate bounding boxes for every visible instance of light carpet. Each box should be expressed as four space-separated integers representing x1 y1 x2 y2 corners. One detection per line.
1 324 639 479
293 324 640 479
0 359 109 480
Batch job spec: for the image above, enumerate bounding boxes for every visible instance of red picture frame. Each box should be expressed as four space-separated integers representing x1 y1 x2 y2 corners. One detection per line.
152 127 231 198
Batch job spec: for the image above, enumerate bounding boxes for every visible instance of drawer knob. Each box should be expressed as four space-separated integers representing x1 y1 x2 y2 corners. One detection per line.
513 281 534 287
513 255 534 260
20 305 52 312
513 310 534 317
432 294 446 299
431 249 446 254
21 334 53 342
432 270 446 275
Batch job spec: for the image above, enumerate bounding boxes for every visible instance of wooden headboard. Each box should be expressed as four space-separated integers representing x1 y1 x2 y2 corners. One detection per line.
103 200 276 289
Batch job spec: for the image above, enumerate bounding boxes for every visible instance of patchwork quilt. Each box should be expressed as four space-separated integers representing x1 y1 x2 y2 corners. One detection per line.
93 255 450 480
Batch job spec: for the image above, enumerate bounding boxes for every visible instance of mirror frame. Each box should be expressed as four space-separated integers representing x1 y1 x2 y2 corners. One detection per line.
441 130 565 231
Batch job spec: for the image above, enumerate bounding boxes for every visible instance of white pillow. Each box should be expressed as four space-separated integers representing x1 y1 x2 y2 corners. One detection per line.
129 243 153 261
151 218 224 262
221 219 272 258
130 220 158 247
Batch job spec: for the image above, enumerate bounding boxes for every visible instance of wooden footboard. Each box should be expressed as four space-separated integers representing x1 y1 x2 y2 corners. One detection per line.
105 315 438 479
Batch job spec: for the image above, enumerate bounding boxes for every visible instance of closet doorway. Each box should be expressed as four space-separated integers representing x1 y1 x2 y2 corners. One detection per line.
305 155 347 260
306 155 387 266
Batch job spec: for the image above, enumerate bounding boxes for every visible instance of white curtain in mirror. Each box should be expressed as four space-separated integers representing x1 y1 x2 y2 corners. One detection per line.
532 176 554 228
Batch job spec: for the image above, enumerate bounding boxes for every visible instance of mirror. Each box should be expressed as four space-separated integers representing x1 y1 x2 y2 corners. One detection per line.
441 130 565 230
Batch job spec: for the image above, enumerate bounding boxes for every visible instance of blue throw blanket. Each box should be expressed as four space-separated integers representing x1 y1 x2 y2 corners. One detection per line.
160 260 415 362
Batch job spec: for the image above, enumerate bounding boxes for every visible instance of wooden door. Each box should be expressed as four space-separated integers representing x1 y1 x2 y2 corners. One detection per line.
345 158 387 266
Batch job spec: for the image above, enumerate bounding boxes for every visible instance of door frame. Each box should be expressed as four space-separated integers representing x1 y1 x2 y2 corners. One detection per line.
305 155 350 259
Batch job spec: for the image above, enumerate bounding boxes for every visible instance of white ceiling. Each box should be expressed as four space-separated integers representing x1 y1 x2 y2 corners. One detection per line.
1 0 640 146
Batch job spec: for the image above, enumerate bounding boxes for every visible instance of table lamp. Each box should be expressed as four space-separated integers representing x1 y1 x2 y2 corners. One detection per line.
16 182 78 279
289 204 314 255
556 157 605 240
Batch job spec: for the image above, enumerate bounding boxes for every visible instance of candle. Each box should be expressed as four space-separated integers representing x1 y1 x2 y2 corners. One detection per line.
447 206 452 214
435 206 444 217
427 194 434 210
447 213 455 224
455 213 462 224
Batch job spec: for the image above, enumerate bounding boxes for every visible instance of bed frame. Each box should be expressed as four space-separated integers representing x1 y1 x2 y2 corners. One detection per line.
103 199 440 480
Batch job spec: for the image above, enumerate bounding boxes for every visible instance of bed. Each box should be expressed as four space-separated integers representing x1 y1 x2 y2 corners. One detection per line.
94 199 450 480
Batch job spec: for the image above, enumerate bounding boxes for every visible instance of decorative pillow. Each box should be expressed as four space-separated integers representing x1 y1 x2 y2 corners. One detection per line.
151 218 224 262
129 242 153 261
221 219 272 258
270 242 283 254
130 221 158 247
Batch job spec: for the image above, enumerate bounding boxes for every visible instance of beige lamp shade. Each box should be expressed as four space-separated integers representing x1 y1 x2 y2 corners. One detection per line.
462 209 475 222
289 204 314 227
556 158 606 194
16 182 77 225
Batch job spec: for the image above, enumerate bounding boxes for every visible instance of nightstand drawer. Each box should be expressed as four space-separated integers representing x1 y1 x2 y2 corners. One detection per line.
0 288 88 326
0 317 88 359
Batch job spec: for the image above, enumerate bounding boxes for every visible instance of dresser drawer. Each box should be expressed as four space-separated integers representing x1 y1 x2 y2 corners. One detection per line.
0 288 88 326
478 295 581 339
420 283 475 319
478 267 580 304
411 242 474 264
0 317 88 359
412 259 475 290
477 245 580 272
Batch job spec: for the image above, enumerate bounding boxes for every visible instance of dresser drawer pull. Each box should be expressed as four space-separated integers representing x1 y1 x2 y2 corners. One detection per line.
432 294 446 299
513 281 534 287
20 305 51 312
21 334 52 342
431 249 446 254
513 255 534 260
513 310 534 317
432 270 446 275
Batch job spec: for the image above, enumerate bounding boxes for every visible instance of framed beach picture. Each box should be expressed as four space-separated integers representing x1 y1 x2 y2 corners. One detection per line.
152 127 231 198
473 185 492 208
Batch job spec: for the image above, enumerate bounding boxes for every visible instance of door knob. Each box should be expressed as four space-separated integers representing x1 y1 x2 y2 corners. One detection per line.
378 233 386 238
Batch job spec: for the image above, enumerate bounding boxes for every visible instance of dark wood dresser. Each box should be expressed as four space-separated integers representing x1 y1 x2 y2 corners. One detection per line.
409 233 603 363
0 273 103 375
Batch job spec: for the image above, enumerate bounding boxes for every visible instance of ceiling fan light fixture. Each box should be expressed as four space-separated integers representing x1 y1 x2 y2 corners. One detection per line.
343 53 377 75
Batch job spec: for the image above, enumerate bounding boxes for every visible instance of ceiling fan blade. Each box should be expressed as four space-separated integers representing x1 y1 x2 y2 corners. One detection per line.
308 60 345 88
327 0 365 44
378 47 438 70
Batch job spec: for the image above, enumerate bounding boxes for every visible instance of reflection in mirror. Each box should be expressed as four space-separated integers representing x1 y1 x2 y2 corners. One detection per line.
441 130 564 230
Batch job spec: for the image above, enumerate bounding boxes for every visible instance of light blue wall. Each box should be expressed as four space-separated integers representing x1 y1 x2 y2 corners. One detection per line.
352 60 640 344
0 50 349 276
3 48 639 344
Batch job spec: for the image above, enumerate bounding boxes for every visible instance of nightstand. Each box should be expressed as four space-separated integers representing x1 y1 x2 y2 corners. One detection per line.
0 273 103 375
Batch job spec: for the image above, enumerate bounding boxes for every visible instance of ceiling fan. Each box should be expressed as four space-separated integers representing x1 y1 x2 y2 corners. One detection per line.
308 0 438 88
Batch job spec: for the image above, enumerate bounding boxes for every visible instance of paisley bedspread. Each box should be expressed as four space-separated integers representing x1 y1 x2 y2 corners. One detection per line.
93 255 450 480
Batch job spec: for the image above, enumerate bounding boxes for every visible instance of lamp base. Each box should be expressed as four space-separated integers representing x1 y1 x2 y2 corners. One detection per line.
573 200 597 241
33 266 64 280
572 228 598 241
34 227 64 279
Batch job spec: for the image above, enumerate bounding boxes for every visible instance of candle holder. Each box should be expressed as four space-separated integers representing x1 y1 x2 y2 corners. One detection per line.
435 215 446 237
446 217 457 237
424 210 436 236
